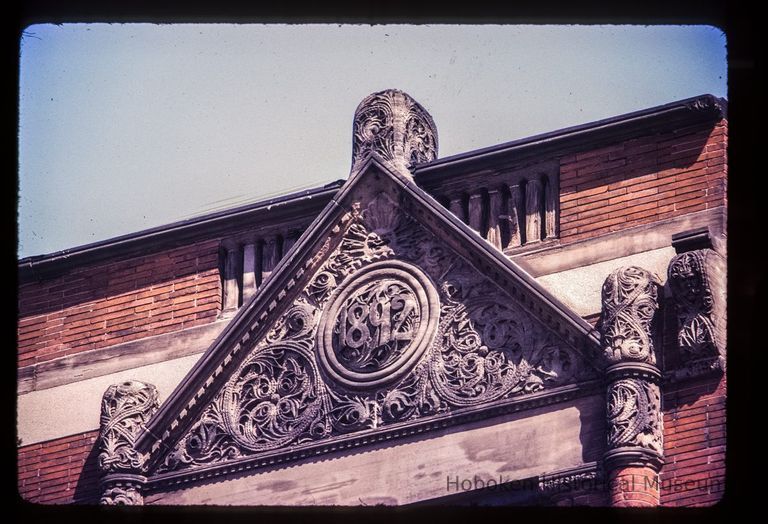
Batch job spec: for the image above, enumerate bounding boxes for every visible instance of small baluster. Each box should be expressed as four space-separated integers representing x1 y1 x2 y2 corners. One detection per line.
525 179 542 243
487 189 502 249
449 196 466 223
261 236 279 284
222 244 240 314
468 192 483 233
544 173 557 240
505 183 523 248
242 242 257 303
283 230 300 255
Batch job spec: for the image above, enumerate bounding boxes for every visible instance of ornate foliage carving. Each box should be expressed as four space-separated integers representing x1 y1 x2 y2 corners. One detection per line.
100 485 144 505
599 266 661 366
157 193 596 474
606 379 663 455
426 274 587 407
351 89 438 175
98 381 159 474
668 249 724 361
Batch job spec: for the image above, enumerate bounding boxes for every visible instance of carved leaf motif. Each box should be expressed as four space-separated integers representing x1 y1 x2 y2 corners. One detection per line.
362 192 401 235
219 343 322 453
430 295 584 406
101 486 143 505
351 90 438 174
668 250 721 360
599 266 661 366
98 380 158 474
607 379 663 454
266 300 317 343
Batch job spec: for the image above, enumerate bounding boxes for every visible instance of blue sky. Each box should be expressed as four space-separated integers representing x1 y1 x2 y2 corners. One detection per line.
17 24 727 258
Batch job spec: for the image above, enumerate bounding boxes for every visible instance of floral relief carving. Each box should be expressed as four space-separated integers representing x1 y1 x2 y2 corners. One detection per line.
606 379 663 455
98 380 159 474
351 89 438 174
599 266 662 366
668 249 724 361
427 269 587 407
156 196 596 474
100 485 144 505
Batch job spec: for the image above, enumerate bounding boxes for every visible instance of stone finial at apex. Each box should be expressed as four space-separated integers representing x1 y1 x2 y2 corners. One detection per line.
351 89 438 177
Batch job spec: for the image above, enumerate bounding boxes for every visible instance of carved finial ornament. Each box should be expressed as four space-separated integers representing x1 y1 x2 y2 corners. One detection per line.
98 380 159 473
98 380 159 505
351 89 438 176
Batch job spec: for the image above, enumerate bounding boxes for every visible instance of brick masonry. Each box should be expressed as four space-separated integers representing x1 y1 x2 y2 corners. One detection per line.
559 119 727 244
660 374 726 507
17 431 100 504
18 240 222 368
608 466 660 507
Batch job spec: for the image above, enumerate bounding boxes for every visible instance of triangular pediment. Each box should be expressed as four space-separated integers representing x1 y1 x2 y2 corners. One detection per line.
137 156 601 483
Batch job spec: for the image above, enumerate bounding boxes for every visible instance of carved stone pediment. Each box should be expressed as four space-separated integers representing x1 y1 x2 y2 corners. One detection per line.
135 157 600 486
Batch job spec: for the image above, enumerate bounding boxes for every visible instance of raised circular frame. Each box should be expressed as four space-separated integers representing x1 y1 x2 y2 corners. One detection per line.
316 260 440 390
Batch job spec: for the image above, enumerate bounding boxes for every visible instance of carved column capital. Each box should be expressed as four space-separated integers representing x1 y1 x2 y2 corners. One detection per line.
599 266 662 368
599 266 664 490
100 474 148 505
604 378 664 471
98 380 159 505
667 248 726 377
351 89 438 176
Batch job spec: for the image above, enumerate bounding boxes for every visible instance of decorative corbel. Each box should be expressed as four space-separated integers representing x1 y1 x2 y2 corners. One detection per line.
599 266 664 506
97 380 159 505
667 242 726 379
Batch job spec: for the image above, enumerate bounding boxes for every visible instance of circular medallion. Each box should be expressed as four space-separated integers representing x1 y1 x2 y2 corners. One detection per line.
316 260 440 390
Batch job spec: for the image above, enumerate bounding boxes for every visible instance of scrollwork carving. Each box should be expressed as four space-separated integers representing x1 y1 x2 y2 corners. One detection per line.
317 260 440 390
429 293 586 406
98 381 159 474
599 266 661 366
220 341 323 453
308 219 393 306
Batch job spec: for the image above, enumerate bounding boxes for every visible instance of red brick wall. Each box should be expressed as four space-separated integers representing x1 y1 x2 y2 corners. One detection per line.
17 431 100 504
559 119 727 243
608 466 660 507
660 374 726 506
17 240 222 367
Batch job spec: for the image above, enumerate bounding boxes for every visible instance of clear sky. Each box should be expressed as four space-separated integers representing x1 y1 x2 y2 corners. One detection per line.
17 24 727 258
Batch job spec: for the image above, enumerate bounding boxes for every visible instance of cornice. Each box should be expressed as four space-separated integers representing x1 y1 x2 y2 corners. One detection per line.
413 94 727 184
143 380 601 492
18 181 344 283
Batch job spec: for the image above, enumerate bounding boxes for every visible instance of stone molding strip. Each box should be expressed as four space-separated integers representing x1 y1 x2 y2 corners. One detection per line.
144 380 602 492
18 320 230 394
513 207 725 277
